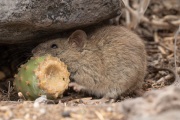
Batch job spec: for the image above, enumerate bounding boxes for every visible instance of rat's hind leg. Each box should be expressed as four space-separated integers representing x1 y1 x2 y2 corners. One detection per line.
90 93 117 103
92 95 117 103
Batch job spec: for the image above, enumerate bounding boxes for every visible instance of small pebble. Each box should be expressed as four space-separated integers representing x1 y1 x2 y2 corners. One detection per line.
34 95 47 103
33 102 40 108
79 99 84 103
32 115 37 120
61 111 71 117
106 107 113 112
39 108 46 115
24 114 30 119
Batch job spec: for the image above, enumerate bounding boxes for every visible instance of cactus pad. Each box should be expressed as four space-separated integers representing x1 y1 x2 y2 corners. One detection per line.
14 55 70 100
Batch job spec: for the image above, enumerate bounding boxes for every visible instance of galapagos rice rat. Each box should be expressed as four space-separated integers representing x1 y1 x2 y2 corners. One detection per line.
32 25 146 100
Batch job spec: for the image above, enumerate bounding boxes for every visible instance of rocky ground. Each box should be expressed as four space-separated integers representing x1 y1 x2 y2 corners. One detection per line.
0 0 180 119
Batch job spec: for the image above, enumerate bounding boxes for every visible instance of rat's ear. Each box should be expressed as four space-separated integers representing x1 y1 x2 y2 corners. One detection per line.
68 30 87 48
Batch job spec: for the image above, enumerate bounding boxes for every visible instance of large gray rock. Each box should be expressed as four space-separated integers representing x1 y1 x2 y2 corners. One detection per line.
0 0 120 44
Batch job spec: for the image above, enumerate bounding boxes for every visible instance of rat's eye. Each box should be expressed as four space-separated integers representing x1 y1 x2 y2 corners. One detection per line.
51 44 58 49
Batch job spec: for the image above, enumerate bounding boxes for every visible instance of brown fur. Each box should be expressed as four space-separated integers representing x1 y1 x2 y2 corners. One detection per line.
32 25 146 99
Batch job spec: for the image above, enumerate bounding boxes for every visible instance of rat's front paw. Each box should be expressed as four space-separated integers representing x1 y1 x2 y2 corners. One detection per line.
69 82 85 92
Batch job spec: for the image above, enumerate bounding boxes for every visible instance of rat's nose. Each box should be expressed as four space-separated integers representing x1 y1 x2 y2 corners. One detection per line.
32 48 37 54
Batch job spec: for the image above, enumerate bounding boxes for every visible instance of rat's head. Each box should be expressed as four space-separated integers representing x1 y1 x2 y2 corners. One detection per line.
32 30 88 63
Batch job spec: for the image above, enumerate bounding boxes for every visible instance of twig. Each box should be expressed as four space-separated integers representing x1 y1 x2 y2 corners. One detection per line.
138 0 151 22
164 36 180 41
7 81 13 100
162 15 180 22
94 111 105 120
122 0 151 29
159 43 173 52
158 46 166 55
173 25 180 86
124 0 130 26
141 16 180 29
154 31 159 42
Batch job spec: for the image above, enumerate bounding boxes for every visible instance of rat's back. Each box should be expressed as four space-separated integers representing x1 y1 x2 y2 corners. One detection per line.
83 26 146 98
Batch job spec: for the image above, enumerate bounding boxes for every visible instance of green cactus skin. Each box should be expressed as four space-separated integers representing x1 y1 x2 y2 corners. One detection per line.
14 55 70 100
